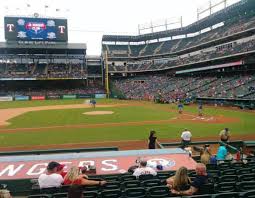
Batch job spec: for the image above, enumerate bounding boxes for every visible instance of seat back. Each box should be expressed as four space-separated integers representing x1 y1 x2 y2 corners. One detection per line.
124 187 147 198
214 182 236 193
221 169 236 176
238 173 255 182
101 189 122 198
102 181 121 190
147 186 171 198
142 179 162 188
197 183 215 195
237 181 255 192
28 195 51 198
213 192 239 198
241 190 255 198
83 191 99 198
52 192 67 198
219 175 238 183
122 180 141 189
138 174 155 181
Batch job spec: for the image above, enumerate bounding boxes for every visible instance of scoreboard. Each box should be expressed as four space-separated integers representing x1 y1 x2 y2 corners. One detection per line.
4 17 68 42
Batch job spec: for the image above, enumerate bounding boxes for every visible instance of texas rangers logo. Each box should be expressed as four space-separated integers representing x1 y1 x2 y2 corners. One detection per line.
25 22 46 34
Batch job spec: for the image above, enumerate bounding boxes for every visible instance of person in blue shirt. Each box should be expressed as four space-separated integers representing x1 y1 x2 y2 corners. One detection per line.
216 143 228 161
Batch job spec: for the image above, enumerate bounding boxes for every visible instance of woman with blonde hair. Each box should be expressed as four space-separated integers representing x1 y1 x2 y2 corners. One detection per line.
166 166 191 191
63 166 106 186
200 148 211 165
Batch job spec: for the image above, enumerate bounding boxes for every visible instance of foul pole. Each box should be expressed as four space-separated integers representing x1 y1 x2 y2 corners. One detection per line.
104 51 110 98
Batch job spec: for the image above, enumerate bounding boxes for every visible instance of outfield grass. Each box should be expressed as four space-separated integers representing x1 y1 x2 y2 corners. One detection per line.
0 100 254 147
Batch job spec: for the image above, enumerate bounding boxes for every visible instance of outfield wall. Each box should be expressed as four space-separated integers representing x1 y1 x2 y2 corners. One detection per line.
0 94 107 102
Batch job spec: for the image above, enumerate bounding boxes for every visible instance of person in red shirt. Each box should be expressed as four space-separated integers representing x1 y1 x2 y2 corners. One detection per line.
63 166 107 186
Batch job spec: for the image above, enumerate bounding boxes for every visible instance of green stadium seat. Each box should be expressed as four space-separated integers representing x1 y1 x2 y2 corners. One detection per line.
236 181 255 192
218 163 231 170
122 180 141 189
123 187 147 198
183 195 212 198
101 189 122 198
138 174 155 181
231 162 244 169
52 192 67 198
101 181 121 190
236 168 252 175
219 175 238 183
238 173 255 182
240 190 255 198
214 182 236 193
198 183 215 195
28 195 51 198
221 169 236 176
206 164 218 170
212 192 239 198
83 190 99 198
120 175 137 182
147 186 171 198
142 179 162 188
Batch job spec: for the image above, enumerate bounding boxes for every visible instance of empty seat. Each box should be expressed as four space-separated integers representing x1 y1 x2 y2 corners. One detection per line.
40 187 60 194
213 192 239 198
101 189 122 198
214 182 236 193
206 164 218 170
102 175 120 181
184 195 212 198
238 173 255 182
52 193 67 198
236 168 252 175
138 174 155 181
83 185 100 192
102 181 121 190
147 186 171 198
28 195 51 198
83 191 99 198
219 175 238 183
241 190 255 198
142 179 162 188
122 180 141 189
236 181 255 192
231 162 244 169
124 187 147 198
218 163 231 170
221 169 236 176
120 175 137 182
157 172 171 180
198 183 215 195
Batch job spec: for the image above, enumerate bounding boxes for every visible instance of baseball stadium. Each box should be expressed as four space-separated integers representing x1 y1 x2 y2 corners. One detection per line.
0 0 255 197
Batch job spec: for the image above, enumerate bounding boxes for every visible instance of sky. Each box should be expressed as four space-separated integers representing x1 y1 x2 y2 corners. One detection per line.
0 0 240 55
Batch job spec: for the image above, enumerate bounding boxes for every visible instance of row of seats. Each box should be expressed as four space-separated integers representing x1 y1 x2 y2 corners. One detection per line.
28 188 255 198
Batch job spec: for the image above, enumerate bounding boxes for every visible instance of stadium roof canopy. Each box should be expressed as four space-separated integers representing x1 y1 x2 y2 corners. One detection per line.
0 42 86 54
102 0 255 42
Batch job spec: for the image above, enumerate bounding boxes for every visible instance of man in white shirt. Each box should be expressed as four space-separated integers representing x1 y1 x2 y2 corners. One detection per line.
133 161 157 178
38 161 64 189
181 128 192 148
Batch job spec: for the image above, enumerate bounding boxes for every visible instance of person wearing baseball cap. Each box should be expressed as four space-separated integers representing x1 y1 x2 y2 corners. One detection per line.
38 161 64 189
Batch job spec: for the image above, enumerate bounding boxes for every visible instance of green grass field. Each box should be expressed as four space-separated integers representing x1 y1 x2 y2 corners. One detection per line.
0 99 254 148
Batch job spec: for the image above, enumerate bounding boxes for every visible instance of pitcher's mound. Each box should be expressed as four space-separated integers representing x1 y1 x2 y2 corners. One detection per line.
83 111 114 115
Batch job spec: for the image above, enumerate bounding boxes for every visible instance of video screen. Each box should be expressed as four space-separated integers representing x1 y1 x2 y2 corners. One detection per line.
4 17 68 42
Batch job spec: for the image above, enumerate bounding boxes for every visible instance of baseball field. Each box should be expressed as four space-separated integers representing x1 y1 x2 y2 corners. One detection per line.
0 99 254 151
